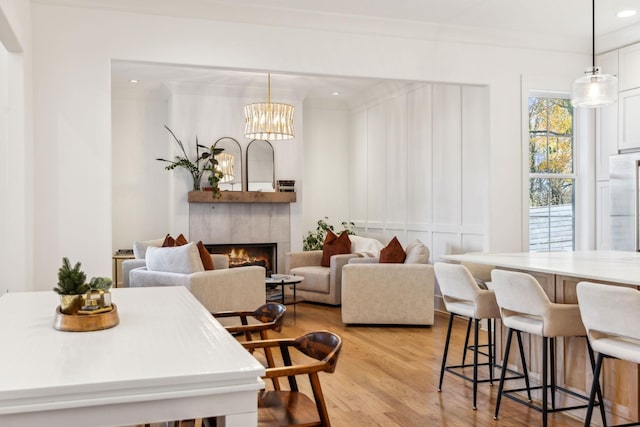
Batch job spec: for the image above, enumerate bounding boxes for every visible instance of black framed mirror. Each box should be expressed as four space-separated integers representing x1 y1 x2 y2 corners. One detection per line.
246 139 275 192
212 137 243 191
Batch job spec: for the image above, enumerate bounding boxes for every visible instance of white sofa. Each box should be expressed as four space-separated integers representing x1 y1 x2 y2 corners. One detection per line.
340 239 434 325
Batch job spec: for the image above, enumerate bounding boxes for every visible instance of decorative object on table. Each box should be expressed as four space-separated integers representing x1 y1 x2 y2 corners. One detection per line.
52 258 119 331
277 179 295 192
570 0 617 108
244 73 295 140
156 125 224 197
302 217 356 251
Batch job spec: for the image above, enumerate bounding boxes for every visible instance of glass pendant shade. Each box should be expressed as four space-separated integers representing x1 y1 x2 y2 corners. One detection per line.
244 102 295 140
571 67 618 108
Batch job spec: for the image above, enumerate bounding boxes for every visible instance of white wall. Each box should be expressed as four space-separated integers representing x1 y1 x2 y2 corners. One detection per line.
350 83 489 263
302 98 351 239
0 0 33 292
111 91 169 250
29 3 588 290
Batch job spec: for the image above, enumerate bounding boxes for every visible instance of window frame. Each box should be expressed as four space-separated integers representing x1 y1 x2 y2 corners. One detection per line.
527 92 576 252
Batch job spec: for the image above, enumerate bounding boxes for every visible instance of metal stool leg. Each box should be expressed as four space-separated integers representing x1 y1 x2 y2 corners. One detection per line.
542 337 549 427
462 317 472 365
515 331 532 401
494 328 514 420
472 318 479 410
438 313 455 392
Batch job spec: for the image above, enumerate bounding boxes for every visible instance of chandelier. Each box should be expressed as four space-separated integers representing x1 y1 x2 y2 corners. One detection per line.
244 73 295 140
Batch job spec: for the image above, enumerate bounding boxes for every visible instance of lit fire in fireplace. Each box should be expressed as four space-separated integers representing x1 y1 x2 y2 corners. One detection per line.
228 248 270 270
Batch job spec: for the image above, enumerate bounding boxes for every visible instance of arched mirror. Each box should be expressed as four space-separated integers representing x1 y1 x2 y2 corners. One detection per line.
246 139 275 192
212 137 243 192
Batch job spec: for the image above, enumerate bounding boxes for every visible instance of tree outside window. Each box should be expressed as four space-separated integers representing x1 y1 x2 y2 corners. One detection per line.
528 97 575 252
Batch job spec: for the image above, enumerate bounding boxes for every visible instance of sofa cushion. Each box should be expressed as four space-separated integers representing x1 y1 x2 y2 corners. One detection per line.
404 239 430 264
290 266 331 293
146 242 205 274
321 230 351 267
132 238 164 259
379 236 406 263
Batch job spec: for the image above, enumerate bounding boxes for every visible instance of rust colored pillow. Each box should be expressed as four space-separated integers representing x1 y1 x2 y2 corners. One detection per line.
162 233 188 247
162 234 175 247
379 237 406 263
196 241 214 271
321 230 351 267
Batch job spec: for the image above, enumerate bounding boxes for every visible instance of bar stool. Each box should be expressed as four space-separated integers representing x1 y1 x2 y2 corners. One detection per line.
491 269 605 427
577 281 640 427
434 263 526 409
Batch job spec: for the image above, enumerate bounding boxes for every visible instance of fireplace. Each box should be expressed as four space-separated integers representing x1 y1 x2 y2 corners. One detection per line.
205 243 277 276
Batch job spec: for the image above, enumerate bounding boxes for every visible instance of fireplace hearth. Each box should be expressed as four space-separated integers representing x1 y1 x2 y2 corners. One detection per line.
205 243 277 276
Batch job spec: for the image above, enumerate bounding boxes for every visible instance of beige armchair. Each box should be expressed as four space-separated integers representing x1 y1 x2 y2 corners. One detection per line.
285 250 359 305
129 253 266 313
341 263 435 325
340 239 434 325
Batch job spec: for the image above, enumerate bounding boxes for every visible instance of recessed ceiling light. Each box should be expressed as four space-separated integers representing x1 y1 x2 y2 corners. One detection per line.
617 9 637 18
332 92 341 96
129 79 139 83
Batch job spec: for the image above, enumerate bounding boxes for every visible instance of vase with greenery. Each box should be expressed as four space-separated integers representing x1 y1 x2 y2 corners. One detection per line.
156 125 225 197
54 257 91 314
302 217 356 251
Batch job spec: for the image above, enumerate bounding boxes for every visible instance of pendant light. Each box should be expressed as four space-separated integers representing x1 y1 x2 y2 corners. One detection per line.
244 73 295 140
571 0 618 108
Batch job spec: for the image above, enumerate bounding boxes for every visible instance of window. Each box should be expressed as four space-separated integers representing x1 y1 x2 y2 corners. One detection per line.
528 96 575 252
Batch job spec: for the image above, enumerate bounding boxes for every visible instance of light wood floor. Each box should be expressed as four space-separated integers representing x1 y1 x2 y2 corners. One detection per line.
150 302 629 427
264 302 620 427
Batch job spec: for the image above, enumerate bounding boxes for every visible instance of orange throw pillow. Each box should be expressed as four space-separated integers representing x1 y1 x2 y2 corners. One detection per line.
379 237 406 263
175 234 188 246
162 234 175 247
321 230 351 267
196 241 214 271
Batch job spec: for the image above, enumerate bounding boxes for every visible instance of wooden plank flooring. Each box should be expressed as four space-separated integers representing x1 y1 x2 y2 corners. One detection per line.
146 302 633 427
271 303 586 427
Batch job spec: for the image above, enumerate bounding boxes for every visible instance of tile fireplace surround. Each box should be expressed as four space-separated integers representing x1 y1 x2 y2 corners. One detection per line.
189 202 291 274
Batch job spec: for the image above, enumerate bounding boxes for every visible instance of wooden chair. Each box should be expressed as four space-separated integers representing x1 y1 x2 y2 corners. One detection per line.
212 302 287 341
242 330 342 427
213 302 287 390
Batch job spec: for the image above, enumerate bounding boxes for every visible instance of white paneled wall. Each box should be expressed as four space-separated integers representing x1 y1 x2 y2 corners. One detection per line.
350 83 489 269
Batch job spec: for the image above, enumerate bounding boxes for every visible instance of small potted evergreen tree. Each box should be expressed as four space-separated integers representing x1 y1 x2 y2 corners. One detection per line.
53 257 90 314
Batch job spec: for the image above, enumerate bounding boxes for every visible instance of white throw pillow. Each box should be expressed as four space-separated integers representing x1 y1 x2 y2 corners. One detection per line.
404 239 430 264
145 242 205 274
350 235 385 257
132 237 164 259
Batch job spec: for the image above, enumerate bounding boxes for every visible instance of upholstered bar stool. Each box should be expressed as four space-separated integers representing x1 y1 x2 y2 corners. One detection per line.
434 263 526 409
577 281 640 427
491 269 605 427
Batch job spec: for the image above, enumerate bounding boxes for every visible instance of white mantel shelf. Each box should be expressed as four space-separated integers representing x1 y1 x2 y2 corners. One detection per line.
188 191 296 203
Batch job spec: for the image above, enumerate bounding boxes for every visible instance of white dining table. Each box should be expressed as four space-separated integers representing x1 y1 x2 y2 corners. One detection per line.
0 286 265 427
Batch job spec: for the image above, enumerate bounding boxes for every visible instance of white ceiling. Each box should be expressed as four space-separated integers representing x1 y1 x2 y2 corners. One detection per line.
40 0 640 102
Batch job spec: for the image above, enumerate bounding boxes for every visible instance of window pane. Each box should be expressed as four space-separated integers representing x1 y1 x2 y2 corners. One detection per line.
547 136 573 174
529 178 574 252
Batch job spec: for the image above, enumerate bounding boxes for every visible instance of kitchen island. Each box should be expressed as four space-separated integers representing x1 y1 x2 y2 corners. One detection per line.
443 250 640 423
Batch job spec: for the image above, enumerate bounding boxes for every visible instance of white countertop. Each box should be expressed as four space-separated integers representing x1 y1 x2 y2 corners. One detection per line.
0 286 264 424
442 250 640 286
